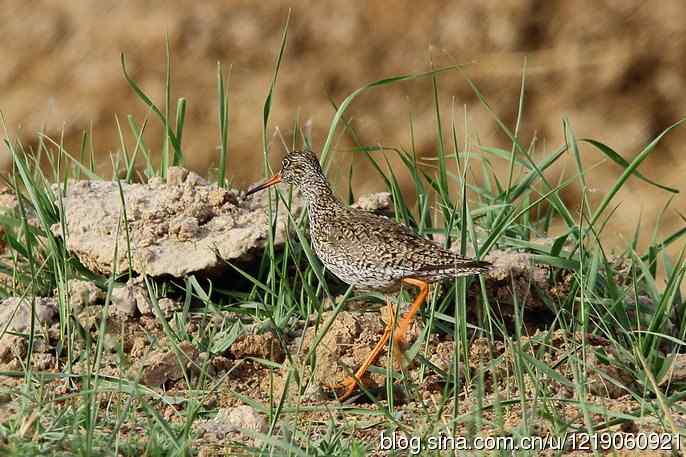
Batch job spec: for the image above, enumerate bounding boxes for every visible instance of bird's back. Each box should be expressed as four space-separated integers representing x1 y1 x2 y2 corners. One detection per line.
309 206 490 291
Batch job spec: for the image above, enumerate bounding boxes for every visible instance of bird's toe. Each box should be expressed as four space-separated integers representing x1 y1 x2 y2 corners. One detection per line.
335 376 360 400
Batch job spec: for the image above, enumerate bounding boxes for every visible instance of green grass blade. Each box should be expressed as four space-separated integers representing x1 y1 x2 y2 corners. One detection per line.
589 118 686 228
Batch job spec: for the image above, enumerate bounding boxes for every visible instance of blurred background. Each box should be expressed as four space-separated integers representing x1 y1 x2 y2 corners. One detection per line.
2 1 685 254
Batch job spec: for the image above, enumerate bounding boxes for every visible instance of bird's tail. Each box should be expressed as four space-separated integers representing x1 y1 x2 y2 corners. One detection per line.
418 259 492 277
467 260 492 272
453 259 492 276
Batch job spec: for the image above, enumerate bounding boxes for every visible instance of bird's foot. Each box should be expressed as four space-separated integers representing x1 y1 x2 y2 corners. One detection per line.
334 375 362 400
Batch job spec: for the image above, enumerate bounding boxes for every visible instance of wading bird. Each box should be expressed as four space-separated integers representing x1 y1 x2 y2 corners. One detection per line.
246 150 490 399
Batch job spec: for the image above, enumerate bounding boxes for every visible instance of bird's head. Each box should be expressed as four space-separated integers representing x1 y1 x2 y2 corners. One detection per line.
246 150 323 196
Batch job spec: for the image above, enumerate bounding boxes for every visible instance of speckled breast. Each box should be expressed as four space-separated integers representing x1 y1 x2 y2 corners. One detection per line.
311 237 401 292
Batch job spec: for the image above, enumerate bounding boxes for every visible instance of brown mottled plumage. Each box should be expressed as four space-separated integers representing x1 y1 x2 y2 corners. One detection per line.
247 150 490 399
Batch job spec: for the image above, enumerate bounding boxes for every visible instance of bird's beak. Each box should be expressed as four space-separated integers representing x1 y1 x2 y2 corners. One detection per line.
245 173 282 196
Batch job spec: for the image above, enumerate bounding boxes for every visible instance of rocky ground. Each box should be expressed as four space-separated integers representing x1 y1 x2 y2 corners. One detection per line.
0 293 682 455
0 171 681 455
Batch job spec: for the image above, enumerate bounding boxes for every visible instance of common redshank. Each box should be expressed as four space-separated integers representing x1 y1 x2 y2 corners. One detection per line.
246 150 490 399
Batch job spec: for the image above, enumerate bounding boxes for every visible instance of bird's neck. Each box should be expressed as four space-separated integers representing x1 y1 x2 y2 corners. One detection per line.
300 174 343 215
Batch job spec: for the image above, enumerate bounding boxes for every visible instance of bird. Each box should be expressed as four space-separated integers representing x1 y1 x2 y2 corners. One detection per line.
246 150 491 400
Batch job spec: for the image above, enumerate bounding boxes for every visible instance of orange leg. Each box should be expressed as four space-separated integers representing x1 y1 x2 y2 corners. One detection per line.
338 301 396 400
393 278 429 366
337 278 429 400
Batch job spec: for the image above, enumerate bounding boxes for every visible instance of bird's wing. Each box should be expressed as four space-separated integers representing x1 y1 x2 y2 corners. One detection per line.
319 208 482 276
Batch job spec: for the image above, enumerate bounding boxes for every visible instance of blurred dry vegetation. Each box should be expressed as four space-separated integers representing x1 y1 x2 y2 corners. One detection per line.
2 1 686 254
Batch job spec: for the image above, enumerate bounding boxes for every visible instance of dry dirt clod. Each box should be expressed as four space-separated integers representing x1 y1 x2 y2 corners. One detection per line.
481 249 550 313
0 297 58 363
156 298 177 318
129 336 148 359
31 353 55 371
57 279 103 314
485 250 540 281
224 405 267 433
0 297 59 333
0 335 26 364
211 355 232 374
129 340 199 387
166 166 189 186
271 358 327 403
194 405 267 446
110 281 145 317
50 176 304 278
74 305 104 331
229 332 285 363
299 311 386 393
351 191 393 216
133 289 176 317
